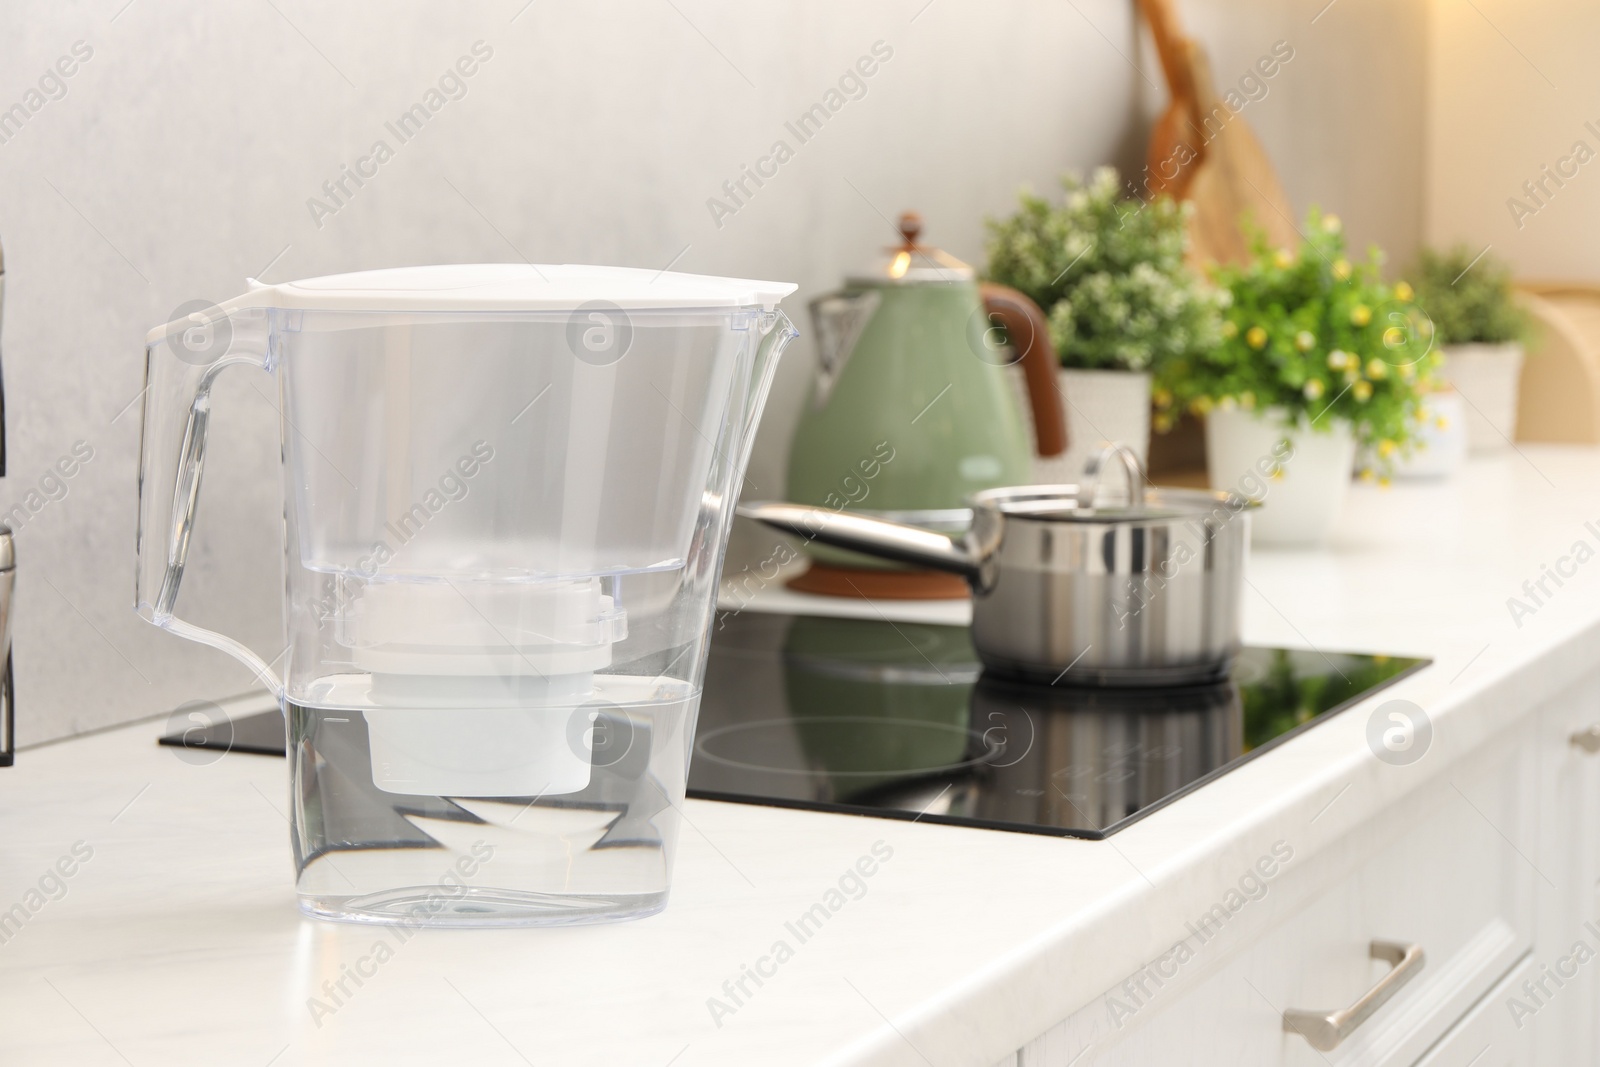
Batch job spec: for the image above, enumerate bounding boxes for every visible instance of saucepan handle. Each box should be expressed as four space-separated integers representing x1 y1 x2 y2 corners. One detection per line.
1080 442 1148 509
737 502 980 582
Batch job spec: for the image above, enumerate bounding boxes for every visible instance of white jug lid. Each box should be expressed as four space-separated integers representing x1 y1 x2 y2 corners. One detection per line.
153 265 796 343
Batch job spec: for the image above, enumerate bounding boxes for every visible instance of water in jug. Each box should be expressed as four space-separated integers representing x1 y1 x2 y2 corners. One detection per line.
137 264 797 925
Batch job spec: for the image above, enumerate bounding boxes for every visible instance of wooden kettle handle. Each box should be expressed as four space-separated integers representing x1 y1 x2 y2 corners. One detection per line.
979 283 1067 458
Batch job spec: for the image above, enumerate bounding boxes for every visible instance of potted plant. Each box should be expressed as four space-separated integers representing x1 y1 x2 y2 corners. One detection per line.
1157 209 1438 546
1411 246 1532 453
984 167 1222 481
1384 390 1468 480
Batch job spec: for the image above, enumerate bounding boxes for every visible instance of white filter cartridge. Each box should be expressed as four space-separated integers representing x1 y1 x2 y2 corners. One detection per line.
345 578 625 797
364 703 592 797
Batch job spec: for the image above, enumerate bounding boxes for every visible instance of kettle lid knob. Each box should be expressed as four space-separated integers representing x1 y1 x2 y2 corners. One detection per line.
896 212 923 249
853 212 972 284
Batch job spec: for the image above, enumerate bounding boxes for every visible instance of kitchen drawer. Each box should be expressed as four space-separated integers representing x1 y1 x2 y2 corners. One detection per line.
1412 955 1533 1067
1019 736 1536 1065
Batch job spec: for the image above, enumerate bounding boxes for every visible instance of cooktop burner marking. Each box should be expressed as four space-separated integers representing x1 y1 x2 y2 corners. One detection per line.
694 716 1004 777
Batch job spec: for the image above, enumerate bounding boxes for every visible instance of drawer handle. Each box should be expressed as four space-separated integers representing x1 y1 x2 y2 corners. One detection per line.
1282 940 1426 1051
1572 725 1600 753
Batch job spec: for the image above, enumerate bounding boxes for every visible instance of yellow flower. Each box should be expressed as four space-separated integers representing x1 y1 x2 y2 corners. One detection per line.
1383 326 1407 348
1295 330 1316 351
1399 362 1417 381
1351 305 1372 326
1322 214 1342 234
1377 439 1397 458
1332 259 1352 281
1394 281 1414 302
1344 367 1360 384
1218 395 1237 411
1303 379 1325 401
1327 349 1349 370
1273 248 1294 269
1189 397 1214 415
1154 388 1174 409
1220 320 1238 339
1246 325 1268 349
1270 466 1286 481
1359 468 1376 483
1366 358 1387 379
1240 390 1256 410
1352 380 1373 402
1436 415 1450 430
1379 476 1392 489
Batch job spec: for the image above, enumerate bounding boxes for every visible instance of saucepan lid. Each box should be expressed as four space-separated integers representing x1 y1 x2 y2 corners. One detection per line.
973 484 1247 525
972 444 1254 524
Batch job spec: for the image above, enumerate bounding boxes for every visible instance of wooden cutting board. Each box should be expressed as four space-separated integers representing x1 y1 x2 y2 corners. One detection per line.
1137 0 1298 265
1138 0 1205 200
1181 38 1299 265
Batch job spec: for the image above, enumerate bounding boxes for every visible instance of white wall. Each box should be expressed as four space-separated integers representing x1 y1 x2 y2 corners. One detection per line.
1182 0 1429 266
1425 0 1600 279
0 0 1425 745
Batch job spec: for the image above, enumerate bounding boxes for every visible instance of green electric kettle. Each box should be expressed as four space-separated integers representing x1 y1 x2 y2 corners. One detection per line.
786 212 1067 598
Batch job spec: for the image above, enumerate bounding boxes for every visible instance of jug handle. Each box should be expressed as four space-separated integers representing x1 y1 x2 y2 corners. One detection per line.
978 283 1068 458
135 307 285 697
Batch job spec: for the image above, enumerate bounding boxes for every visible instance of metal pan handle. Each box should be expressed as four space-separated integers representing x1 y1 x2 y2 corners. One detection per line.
737 502 980 582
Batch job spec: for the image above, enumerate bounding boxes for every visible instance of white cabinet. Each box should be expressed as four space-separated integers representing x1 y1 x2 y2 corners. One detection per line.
1413 955 1534 1067
1530 670 1600 1065
1013 670 1600 1066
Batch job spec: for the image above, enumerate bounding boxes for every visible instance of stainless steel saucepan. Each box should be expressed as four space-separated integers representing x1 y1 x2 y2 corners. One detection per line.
741 446 1253 687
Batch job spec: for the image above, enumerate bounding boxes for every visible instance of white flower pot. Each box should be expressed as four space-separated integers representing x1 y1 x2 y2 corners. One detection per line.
1439 342 1523 453
1206 407 1355 548
1022 368 1151 484
1390 391 1468 480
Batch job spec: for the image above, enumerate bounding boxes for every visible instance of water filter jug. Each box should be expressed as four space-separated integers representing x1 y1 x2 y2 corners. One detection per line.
137 264 796 924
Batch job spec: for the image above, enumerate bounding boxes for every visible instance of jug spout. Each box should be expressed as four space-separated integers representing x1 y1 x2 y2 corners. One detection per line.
732 308 798 480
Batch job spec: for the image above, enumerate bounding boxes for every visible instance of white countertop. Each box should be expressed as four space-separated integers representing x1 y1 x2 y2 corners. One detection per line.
7 449 1600 1067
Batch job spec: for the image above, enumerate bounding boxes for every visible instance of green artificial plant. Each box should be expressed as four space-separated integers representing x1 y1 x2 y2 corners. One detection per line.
983 167 1223 372
1410 245 1531 346
1154 208 1440 472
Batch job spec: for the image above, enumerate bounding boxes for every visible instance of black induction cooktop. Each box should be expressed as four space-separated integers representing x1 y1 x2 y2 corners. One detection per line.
684 611 1426 839
161 610 1427 839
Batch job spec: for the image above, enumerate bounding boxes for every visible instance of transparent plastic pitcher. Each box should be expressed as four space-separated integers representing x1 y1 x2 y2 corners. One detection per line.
137 264 797 925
